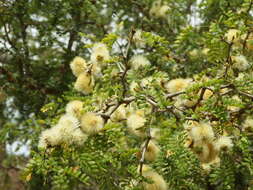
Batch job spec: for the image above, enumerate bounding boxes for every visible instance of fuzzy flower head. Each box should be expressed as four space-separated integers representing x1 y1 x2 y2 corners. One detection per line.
74 72 94 95
189 122 214 144
127 110 146 137
150 128 161 140
242 117 253 131
56 114 80 139
202 48 210 55
149 0 161 17
133 29 146 48
157 4 169 18
232 55 250 71
138 165 167 190
70 128 88 146
184 121 199 132
130 55 150 70
201 156 220 172
91 62 102 79
149 0 169 18
81 112 104 135
215 136 233 151
58 114 80 127
165 78 192 93
189 49 199 57
110 104 127 122
66 100 84 119
143 140 160 162
38 127 62 149
38 114 88 149
70 56 87 77
90 43 110 65
225 29 240 43
194 142 211 163
58 114 88 145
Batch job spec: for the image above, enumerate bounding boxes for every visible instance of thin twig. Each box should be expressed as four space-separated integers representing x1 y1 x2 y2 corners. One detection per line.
165 91 185 99
139 131 151 176
238 91 253 100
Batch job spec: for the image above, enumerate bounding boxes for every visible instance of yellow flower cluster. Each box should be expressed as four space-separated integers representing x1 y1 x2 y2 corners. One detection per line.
126 108 166 189
38 100 105 149
130 55 150 70
149 0 169 18
38 114 87 149
70 43 110 94
185 121 233 171
138 165 167 190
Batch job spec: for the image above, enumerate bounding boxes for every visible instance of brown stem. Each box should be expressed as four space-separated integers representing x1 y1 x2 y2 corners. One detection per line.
139 124 152 176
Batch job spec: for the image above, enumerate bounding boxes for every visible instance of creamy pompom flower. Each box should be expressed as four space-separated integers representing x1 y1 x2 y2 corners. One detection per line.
57 114 89 145
130 55 150 70
66 100 83 119
58 114 80 128
133 29 146 48
91 62 102 79
38 114 87 148
38 126 62 149
189 49 199 57
242 117 253 131
150 128 161 140
127 111 146 137
201 156 220 172
57 114 80 140
138 165 167 190
90 43 110 65
194 142 213 163
81 112 104 135
215 136 233 151
165 78 192 93
157 4 169 18
189 122 214 144
225 29 240 43
149 0 169 19
70 128 88 146
184 121 199 132
149 0 161 18
74 72 94 95
110 104 127 122
232 55 250 71
142 140 160 162
70 56 87 77
202 48 210 55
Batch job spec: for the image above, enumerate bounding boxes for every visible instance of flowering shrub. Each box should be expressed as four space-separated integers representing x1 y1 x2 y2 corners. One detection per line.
1 0 251 190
